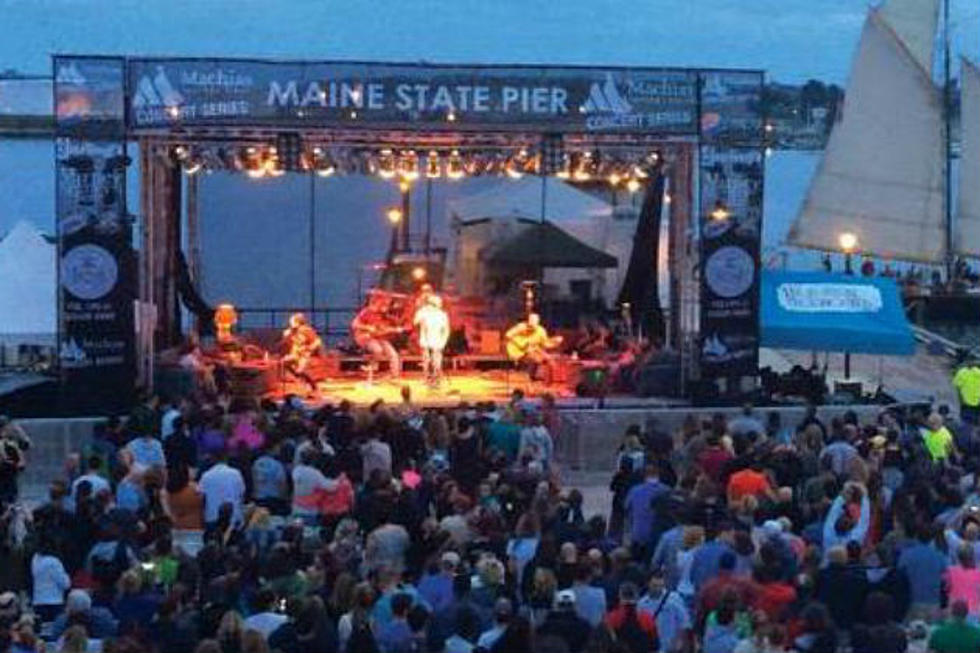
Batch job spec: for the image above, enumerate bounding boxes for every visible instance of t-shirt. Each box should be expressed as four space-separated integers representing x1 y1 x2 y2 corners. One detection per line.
252 455 287 500
928 619 980 653
127 437 166 469
946 566 980 614
923 427 954 461
954 366 980 407
198 463 245 525
727 469 771 502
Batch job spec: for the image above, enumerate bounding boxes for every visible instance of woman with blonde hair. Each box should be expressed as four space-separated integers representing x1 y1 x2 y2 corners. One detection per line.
216 610 245 653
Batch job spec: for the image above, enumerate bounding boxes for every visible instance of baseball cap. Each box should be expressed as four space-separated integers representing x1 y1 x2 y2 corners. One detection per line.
555 590 576 607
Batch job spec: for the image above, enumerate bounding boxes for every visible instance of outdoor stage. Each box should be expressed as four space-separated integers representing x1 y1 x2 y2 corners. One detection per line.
274 369 577 407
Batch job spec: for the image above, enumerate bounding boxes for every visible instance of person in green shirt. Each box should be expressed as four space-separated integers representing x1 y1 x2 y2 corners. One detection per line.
953 360 980 425
928 600 980 653
923 413 955 462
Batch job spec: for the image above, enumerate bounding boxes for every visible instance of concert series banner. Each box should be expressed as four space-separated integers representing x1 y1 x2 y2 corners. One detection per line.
54 56 137 409
697 145 764 379
126 58 701 134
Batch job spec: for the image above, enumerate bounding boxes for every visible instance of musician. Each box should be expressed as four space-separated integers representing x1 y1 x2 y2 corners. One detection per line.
505 312 563 381
413 294 450 385
352 293 403 379
282 313 322 392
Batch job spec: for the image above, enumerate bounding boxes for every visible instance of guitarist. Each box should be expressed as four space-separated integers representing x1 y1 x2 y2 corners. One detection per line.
505 312 563 381
282 312 323 393
351 293 404 379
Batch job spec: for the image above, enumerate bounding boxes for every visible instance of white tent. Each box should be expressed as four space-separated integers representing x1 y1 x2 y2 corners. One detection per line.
0 221 56 351
446 178 640 301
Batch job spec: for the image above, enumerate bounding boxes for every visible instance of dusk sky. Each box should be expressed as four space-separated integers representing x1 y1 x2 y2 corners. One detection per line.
1 0 978 83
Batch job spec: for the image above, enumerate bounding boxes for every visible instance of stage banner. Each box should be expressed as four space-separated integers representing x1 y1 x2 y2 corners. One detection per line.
126 58 700 134
697 146 764 379
698 70 766 144
54 56 137 409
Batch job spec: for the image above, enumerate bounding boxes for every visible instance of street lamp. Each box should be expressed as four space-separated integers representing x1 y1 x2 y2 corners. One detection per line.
839 231 858 274
838 231 858 379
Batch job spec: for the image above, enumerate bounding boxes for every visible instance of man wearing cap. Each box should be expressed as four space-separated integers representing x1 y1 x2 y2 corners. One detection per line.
953 359 980 425
418 552 459 614
476 597 512 650
536 589 593 653
50 589 118 640
413 294 450 386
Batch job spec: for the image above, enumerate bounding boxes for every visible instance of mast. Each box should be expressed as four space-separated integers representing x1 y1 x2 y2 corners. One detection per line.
944 0 954 279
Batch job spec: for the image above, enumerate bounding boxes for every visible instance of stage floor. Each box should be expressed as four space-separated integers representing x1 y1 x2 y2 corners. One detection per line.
273 369 578 407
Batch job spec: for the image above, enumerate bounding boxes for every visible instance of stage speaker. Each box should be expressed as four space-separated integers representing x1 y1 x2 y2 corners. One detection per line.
479 329 501 355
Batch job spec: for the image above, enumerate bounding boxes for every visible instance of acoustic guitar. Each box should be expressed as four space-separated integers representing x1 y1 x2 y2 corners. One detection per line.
505 331 563 362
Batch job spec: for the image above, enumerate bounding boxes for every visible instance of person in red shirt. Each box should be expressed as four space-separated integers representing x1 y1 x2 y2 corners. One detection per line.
727 459 776 505
696 552 761 632
605 582 658 653
697 431 733 486
752 565 797 622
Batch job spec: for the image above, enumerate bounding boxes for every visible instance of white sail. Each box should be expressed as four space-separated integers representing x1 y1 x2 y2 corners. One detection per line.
878 0 940 76
956 58 980 258
788 9 946 263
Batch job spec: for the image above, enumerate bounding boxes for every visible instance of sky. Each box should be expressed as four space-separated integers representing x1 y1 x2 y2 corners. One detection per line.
0 0 976 83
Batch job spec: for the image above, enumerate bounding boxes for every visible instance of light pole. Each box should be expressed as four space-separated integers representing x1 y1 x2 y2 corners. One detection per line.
839 231 858 379
386 207 403 261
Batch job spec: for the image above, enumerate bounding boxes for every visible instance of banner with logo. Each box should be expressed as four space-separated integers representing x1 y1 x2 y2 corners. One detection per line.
126 58 700 134
699 71 766 144
697 145 764 379
54 56 137 409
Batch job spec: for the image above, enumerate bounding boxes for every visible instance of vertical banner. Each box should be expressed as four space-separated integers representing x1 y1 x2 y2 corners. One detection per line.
54 57 136 409
698 72 765 380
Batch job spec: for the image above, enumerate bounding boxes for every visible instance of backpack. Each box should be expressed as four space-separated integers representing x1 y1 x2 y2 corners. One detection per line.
615 606 655 653
346 618 379 653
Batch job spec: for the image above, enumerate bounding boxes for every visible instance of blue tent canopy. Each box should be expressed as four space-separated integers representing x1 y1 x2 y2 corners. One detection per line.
760 271 915 355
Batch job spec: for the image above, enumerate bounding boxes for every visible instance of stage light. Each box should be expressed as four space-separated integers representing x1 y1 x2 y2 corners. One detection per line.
426 151 442 179
447 111 457 122
386 207 403 225
411 266 427 281
378 148 396 179
664 193 672 204
399 179 412 193
572 152 593 181
446 149 465 180
765 147 774 158
626 176 642 194
173 145 190 161
555 154 571 179
316 160 336 177
183 159 203 175
166 105 180 119
399 150 419 181
710 200 731 222
505 159 524 179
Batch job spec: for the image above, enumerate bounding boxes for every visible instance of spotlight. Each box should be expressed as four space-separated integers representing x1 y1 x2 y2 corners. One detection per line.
555 154 571 180
446 150 465 180
183 158 203 175
425 151 442 179
607 170 622 187
399 150 419 181
505 156 524 179
572 152 593 182
386 207 403 225
411 266 427 281
626 176 642 194
378 148 396 179
709 200 731 222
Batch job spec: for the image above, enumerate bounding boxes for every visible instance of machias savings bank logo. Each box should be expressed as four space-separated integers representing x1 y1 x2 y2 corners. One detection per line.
132 66 184 110
581 73 633 115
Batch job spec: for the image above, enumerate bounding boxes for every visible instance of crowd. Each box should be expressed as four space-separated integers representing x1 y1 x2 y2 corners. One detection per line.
0 385 979 653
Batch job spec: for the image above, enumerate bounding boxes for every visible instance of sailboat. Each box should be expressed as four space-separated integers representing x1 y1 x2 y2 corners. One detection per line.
788 0 980 319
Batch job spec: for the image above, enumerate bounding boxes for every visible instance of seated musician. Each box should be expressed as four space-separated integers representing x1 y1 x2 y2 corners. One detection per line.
351 293 403 379
282 313 323 393
505 312 563 381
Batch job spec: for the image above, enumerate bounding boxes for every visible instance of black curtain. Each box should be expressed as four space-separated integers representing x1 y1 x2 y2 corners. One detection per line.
616 171 667 341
